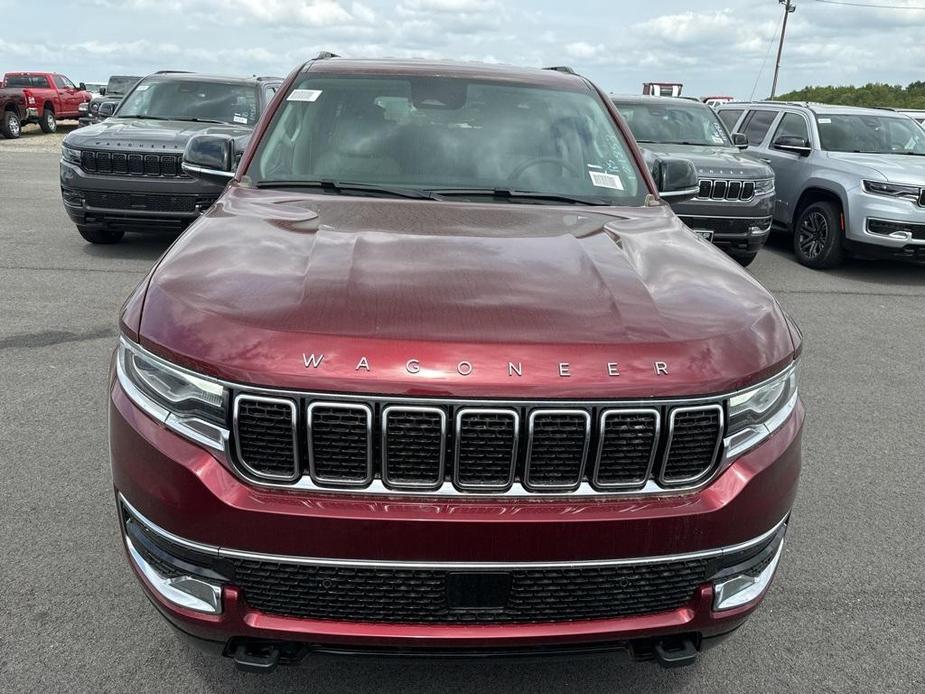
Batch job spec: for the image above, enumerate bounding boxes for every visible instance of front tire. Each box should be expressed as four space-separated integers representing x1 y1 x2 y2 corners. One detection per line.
793 200 844 269
39 109 56 133
77 225 124 244
1 110 21 139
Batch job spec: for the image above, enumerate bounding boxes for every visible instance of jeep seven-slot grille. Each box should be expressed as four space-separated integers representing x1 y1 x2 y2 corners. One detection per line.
79 149 188 178
231 395 726 494
229 557 710 624
697 179 757 201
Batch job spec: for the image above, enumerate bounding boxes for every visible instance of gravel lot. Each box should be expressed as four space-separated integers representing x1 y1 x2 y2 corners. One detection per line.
1 149 923 693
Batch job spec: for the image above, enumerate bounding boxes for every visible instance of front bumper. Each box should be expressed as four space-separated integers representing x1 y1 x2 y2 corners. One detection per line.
110 368 802 660
845 187 925 258
59 159 221 232
673 189 775 256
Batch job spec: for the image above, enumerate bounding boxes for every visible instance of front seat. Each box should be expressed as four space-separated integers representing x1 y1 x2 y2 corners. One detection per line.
314 101 400 180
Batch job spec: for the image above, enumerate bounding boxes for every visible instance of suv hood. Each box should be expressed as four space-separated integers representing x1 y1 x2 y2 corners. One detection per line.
137 186 795 398
825 151 925 183
64 117 252 151
640 143 773 178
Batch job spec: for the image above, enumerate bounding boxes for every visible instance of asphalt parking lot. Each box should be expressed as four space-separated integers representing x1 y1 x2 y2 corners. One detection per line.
1 146 923 693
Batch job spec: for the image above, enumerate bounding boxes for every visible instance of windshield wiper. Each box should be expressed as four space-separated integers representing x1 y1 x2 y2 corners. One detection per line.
254 179 431 199
117 115 170 120
427 188 611 206
172 117 231 125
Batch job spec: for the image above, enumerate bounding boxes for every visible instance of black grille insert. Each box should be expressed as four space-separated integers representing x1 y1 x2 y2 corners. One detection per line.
594 409 660 488
229 557 710 624
307 403 372 485
525 411 590 490
77 149 186 177
661 405 723 485
454 409 519 490
382 407 446 489
234 396 298 480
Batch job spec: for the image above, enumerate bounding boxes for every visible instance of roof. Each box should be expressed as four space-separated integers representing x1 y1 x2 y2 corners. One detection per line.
609 94 707 107
144 72 282 85
718 100 911 118
301 58 589 90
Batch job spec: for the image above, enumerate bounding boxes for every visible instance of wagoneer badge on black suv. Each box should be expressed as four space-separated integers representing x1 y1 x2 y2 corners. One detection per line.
110 56 803 672
60 71 281 244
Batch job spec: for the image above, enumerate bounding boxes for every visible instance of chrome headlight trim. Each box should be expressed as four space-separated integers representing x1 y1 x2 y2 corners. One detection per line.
863 179 921 203
724 362 798 462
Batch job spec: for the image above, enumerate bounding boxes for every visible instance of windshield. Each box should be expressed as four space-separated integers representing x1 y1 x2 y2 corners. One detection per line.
117 79 259 125
817 114 925 154
249 74 647 206
107 76 140 95
613 100 732 147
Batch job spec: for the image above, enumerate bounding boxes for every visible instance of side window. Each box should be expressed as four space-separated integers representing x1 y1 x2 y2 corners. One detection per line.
772 113 809 144
35 75 52 88
741 110 778 146
60 75 76 89
718 109 743 133
53 75 68 89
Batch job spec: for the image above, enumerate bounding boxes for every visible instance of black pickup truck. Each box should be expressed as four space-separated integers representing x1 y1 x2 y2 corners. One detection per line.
0 88 28 138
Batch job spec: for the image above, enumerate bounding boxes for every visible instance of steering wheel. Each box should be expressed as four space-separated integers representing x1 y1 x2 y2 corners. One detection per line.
509 156 583 182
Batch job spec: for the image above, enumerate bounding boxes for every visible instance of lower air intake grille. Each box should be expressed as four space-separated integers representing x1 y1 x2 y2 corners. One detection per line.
83 191 198 213
234 396 298 480
382 407 446 488
307 403 371 485
525 411 590 490
229 557 710 624
594 409 660 488
661 405 723 485
454 409 518 490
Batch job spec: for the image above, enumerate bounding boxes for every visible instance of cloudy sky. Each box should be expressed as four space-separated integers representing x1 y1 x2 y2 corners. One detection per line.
2 0 924 97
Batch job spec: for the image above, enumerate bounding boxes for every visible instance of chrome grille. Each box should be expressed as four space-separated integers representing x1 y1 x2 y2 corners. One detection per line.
230 395 727 496
696 179 758 201
78 149 188 178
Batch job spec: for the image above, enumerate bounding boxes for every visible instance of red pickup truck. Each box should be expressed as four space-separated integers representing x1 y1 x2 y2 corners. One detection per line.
0 72 90 136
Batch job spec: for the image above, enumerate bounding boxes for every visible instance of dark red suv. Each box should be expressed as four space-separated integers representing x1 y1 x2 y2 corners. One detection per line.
110 56 803 672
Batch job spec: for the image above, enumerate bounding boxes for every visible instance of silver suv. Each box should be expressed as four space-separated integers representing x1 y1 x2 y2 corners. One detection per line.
718 102 925 268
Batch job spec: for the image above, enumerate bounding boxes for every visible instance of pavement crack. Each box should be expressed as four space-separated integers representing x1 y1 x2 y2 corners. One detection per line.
0 326 118 350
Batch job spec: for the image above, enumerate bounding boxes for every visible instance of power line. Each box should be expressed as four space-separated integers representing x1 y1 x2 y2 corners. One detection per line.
749 12 784 101
814 0 925 9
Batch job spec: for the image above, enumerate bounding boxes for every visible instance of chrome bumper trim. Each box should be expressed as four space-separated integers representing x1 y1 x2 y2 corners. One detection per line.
125 534 222 614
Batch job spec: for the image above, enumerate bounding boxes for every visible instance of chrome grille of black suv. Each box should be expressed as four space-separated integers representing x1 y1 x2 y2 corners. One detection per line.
231 395 726 494
697 179 757 201
79 150 188 178
229 556 710 624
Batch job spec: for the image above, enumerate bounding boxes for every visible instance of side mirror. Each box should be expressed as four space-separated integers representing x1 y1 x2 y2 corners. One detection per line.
182 134 236 184
731 132 748 150
98 101 116 118
99 87 106 96
78 82 87 91
772 135 811 156
653 156 700 203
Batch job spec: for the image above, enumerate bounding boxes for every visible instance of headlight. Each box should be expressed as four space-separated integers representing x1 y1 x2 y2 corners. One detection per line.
78 102 88 113
754 178 775 194
117 338 227 450
725 363 798 459
61 144 82 165
863 180 921 203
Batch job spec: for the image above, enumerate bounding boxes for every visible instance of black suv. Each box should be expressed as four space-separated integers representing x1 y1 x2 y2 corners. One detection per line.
60 71 281 244
78 75 141 127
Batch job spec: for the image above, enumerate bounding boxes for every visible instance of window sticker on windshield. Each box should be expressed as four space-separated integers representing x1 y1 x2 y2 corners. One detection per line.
233 114 248 124
288 89 323 102
818 118 831 124
136 85 150 91
589 171 624 190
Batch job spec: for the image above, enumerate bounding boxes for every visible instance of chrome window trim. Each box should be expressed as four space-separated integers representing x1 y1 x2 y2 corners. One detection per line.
306 401 373 487
453 408 520 492
658 403 725 487
381 405 447 490
592 408 661 490
523 409 592 492
232 394 300 482
119 493 788 571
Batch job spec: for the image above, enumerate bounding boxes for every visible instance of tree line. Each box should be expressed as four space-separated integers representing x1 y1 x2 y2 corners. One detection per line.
775 82 925 109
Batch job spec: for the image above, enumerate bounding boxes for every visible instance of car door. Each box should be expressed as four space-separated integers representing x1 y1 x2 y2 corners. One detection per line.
760 111 813 225
56 75 81 115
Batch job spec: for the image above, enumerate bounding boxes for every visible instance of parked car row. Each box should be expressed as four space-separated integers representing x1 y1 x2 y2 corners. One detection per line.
78 75 142 127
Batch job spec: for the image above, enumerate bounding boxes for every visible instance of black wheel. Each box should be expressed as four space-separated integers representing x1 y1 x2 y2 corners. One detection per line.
39 108 56 133
77 225 124 244
730 251 759 267
793 200 844 269
1 110 21 139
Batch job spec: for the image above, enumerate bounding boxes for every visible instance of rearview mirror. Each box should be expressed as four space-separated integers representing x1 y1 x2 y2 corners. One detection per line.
79 82 87 91
99 87 106 96
731 132 748 150
182 134 236 184
98 102 116 118
773 135 811 156
653 156 700 203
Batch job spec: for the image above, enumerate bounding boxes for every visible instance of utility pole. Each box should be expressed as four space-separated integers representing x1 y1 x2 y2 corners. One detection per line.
770 0 796 99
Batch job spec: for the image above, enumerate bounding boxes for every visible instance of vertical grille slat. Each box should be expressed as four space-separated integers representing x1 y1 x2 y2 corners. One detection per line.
740 181 755 200
307 402 372 486
524 410 590 490
382 406 446 489
726 180 742 200
711 180 728 199
454 409 519 491
593 409 660 489
660 405 724 486
233 395 299 481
